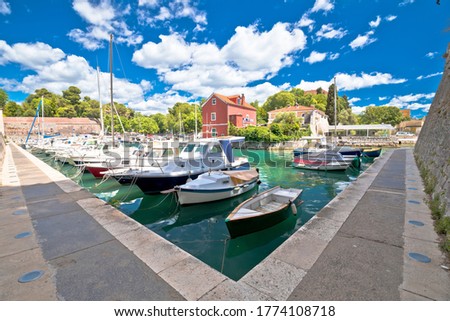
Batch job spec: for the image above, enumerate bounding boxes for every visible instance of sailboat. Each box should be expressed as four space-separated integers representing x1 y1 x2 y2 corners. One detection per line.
83 34 139 177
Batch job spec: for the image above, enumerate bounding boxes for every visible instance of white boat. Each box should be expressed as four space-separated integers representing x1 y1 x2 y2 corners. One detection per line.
225 186 303 238
85 140 180 178
292 150 349 171
173 168 260 205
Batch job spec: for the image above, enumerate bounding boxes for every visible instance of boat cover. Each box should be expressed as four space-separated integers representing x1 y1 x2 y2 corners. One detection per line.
221 168 259 185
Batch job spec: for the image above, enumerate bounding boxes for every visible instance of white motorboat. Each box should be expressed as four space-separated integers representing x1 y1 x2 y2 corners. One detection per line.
173 168 260 205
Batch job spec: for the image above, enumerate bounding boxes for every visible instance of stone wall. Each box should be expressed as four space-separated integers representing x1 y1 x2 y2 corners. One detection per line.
415 44 450 216
4 117 101 142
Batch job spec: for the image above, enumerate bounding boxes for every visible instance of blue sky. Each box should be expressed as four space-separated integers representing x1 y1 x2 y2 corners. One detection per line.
0 0 448 118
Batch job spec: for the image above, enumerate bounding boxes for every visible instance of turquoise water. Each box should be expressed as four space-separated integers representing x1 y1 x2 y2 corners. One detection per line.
36 149 373 280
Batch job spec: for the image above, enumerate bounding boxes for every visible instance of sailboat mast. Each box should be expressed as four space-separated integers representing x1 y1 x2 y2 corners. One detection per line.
194 105 197 139
41 96 45 139
333 77 337 137
110 34 114 146
97 66 104 136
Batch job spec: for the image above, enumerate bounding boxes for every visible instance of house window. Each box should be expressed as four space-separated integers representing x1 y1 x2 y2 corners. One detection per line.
211 128 217 137
212 98 216 105
211 112 216 121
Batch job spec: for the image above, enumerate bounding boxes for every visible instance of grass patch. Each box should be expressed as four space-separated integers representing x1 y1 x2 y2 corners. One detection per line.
414 153 449 255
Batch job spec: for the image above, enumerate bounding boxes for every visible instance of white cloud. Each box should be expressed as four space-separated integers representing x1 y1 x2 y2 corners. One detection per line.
0 40 66 70
387 93 433 113
133 23 307 97
348 97 361 105
0 0 11 15
311 0 334 13
304 51 327 64
399 0 414 7
296 80 332 91
295 72 403 94
379 96 388 101
297 13 314 29
385 15 397 22
222 23 306 72
129 90 192 114
315 23 347 40
349 30 376 50
351 106 366 115
68 0 142 50
138 0 207 28
138 0 159 7
132 34 194 69
425 51 438 58
388 93 434 108
0 40 146 107
417 72 443 80
405 103 431 112
369 16 381 28
73 0 115 26
335 72 407 91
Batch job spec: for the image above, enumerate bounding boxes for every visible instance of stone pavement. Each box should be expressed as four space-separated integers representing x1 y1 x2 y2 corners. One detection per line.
288 149 449 300
0 143 184 300
1 143 448 301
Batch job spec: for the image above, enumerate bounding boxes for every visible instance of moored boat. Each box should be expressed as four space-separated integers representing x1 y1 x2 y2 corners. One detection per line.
103 137 250 193
173 168 260 205
362 147 382 158
292 150 349 171
225 186 302 238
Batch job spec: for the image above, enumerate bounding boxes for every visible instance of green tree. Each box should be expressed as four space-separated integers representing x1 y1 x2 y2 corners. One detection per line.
3 101 23 116
55 106 77 117
250 100 268 124
338 108 358 125
168 102 201 134
0 88 8 109
151 113 169 134
262 91 296 112
359 106 403 126
129 116 159 134
325 84 337 125
62 86 82 116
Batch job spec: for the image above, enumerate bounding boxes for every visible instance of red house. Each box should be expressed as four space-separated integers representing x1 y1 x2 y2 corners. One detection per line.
202 93 256 138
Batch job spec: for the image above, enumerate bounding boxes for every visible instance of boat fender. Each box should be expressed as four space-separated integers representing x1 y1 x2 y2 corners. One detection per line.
186 177 192 183
257 180 262 185
289 201 297 215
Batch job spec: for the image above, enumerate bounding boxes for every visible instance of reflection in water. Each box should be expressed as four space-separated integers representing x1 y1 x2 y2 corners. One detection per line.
36 149 373 281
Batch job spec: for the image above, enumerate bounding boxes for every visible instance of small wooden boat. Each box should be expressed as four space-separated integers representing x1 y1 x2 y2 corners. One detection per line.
173 168 260 205
225 186 302 238
362 147 382 158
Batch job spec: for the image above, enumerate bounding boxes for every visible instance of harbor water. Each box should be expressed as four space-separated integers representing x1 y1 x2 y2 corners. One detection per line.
35 149 373 280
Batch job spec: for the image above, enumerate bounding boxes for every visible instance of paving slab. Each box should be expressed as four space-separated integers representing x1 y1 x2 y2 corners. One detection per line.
288 235 403 301
50 239 184 301
32 209 115 261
